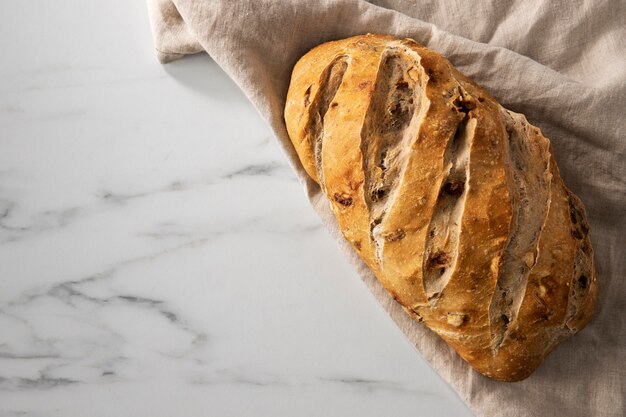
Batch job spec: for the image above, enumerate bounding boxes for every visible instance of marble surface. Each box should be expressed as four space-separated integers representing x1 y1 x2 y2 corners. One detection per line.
0 1 474 416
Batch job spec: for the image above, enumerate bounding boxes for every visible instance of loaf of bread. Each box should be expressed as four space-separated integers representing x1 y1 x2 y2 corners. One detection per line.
284 34 597 381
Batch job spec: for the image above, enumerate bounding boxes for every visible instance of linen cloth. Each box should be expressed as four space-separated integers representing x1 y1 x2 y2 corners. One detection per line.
146 1 626 416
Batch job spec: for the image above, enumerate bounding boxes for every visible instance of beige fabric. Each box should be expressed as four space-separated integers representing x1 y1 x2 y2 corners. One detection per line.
146 1 626 416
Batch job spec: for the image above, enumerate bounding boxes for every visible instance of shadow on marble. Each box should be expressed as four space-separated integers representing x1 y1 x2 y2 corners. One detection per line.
163 54 246 103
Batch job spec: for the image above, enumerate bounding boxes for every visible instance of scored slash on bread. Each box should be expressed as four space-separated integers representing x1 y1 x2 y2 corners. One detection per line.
284 34 597 382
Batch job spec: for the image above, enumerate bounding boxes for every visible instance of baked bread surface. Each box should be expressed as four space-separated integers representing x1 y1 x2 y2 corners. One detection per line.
284 34 597 381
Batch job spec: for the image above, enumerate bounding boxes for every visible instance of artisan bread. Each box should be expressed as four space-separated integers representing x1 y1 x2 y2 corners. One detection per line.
284 34 597 382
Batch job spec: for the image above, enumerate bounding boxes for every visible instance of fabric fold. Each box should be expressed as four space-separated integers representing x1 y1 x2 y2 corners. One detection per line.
147 0 203 62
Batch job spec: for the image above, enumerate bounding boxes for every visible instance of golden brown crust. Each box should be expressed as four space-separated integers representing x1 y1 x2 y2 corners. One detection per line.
284 34 597 382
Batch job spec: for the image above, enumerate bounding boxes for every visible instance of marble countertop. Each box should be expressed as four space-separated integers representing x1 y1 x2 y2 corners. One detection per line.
0 2 473 416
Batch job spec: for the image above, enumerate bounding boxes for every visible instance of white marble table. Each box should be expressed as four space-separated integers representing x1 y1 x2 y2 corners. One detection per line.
0 2 474 416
